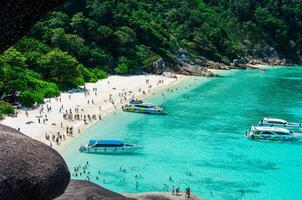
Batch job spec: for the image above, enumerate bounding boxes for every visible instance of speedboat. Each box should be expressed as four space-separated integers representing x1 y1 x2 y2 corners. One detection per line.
258 118 302 130
129 99 143 104
79 140 143 154
245 126 299 141
123 103 165 115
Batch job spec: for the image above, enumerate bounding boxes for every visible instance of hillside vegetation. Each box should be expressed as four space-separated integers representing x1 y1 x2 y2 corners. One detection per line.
0 0 301 112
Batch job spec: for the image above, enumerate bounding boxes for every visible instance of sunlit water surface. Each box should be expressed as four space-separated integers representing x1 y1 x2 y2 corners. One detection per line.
62 67 302 200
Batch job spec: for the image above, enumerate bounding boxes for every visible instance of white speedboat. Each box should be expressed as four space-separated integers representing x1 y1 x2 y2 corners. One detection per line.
123 103 165 115
245 126 298 141
79 140 143 154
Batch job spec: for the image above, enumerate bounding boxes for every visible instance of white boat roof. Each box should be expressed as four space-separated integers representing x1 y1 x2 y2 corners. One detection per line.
251 126 291 133
262 118 287 123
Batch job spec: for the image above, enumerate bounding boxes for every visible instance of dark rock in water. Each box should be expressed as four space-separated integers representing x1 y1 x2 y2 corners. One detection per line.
55 180 130 200
0 124 70 200
0 0 63 52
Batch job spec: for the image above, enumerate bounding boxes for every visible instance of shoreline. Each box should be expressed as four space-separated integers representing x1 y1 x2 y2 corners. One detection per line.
0 64 266 152
0 75 188 152
124 192 203 200
56 74 190 152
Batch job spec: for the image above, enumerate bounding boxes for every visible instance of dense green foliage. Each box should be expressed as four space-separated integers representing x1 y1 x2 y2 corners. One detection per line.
0 0 301 109
204 0 302 61
24 0 302 67
0 102 14 119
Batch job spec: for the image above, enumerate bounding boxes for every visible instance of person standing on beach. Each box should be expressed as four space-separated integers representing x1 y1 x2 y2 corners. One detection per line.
187 187 191 198
171 186 175 195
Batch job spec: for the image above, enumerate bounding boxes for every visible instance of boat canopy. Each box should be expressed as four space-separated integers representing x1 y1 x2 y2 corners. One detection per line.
130 99 143 104
262 118 287 124
88 140 124 147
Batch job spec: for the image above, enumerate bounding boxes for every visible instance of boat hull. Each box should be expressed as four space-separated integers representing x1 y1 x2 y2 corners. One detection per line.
123 108 164 115
246 132 298 141
79 146 143 154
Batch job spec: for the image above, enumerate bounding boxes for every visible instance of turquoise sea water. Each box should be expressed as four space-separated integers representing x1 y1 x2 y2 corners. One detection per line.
62 66 302 200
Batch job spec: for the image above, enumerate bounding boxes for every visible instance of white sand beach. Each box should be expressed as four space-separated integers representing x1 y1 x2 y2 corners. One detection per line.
0 75 185 150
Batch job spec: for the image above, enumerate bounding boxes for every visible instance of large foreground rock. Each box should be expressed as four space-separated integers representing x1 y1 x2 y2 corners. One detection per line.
55 180 130 200
0 124 70 200
0 0 62 52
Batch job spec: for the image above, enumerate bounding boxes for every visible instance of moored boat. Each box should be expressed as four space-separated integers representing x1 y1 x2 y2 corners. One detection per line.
245 126 299 141
123 103 165 115
79 140 143 154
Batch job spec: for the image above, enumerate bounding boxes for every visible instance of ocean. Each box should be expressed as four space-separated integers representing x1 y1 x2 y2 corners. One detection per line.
62 66 302 200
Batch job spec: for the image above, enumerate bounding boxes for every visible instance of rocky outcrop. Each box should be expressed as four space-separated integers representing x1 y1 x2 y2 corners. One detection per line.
247 59 264 65
153 58 168 74
175 60 217 77
0 0 62 52
205 60 232 70
55 180 131 200
0 124 70 200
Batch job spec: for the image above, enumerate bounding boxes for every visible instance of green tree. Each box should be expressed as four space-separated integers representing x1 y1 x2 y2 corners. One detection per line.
44 12 70 29
20 90 44 107
0 48 27 69
38 49 81 88
0 102 14 115
114 63 128 74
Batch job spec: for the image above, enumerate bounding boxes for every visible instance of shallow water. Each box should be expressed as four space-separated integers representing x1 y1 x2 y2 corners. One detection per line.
62 67 302 200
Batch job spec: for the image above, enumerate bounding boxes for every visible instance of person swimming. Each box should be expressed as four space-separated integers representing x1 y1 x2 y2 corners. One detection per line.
135 181 138 189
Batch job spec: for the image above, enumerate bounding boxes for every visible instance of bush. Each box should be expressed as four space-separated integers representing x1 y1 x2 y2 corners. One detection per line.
0 102 15 115
78 66 108 82
78 65 95 82
20 90 44 107
114 63 128 74
42 83 60 97
93 68 108 79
